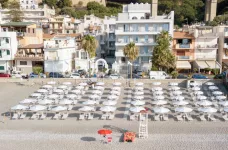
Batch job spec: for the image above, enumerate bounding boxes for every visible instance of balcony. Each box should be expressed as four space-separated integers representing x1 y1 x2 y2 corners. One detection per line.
45 56 59 61
15 54 44 61
196 55 216 60
177 56 192 60
175 44 192 49
115 40 156 46
115 29 160 35
42 24 49 29
17 32 25 37
197 44 218 49
65 26 78 30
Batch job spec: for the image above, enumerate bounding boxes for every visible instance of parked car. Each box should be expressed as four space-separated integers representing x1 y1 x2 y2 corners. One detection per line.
29 72 46 78
0 73 11 78
77 69 87 75
177 74 188 79
214 72 226 79
49 72 64 78
192 74 208 79
11 71 25 78
149 71 171 79
109 74 124 79
128 74 140 79
70 73 81 79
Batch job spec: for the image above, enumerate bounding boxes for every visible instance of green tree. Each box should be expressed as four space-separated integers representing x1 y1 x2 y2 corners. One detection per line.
7 0 23 22
82 35 98 77
171 70 178 79
123 42 139 79
33 66 43 77
42 0 57 8
0 0 8 8
57 0 72 8
152 31 176 71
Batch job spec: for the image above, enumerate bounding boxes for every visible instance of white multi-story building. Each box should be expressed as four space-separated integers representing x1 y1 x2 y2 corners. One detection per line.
193 26 220 71
0 32 17 73
0 4 55 24
20 0 38 9
114 2 174 74
44 36 75 73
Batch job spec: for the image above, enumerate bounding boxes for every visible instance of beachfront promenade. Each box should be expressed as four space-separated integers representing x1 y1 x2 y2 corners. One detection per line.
0 79 228 150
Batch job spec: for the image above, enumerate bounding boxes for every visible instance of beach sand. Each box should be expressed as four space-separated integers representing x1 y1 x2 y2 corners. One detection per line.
0 82 228 150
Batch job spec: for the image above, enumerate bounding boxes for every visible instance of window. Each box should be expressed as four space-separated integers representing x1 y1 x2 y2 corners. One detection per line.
28 28 30 33
55 40 58 44
145 35 148 42
121 57 126 62
5 38 9 43
145 24 149 32
124 24 129 32
81 52 87 59
163 24 169 31
144 47 149 54
141 57 149 62
76 51 79 58
32 29 35 33
132 24 138 31
141 16 145 19
26 1 28 4
68 23 70 26
73 30 76 33
132 17 137 20
0 66 4 70
67 30 69 33
0 50 2 57
20 61 27 65
7 50 10 55
123 36 129 43
133 36 138 43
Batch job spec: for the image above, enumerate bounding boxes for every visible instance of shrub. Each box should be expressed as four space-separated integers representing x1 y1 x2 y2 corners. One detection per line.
171 70 178 79
33 66 43 76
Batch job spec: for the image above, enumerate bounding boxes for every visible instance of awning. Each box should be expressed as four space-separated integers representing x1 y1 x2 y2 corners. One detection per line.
176 61 191 69
206 61 220 69
195 61 208 69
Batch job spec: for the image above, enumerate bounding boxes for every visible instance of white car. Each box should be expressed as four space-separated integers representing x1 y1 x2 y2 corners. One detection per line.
11 71 26 78
109 74 124 79
70 73 81 79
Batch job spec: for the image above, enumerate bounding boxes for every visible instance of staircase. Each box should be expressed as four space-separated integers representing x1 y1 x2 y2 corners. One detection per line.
138 112 148 139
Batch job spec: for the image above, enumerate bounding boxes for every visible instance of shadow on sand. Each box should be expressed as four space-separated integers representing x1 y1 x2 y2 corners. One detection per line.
80 137 96 142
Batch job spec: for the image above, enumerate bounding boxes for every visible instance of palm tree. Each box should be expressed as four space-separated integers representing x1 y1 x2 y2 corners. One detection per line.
123 42 139 79
82 35 98 77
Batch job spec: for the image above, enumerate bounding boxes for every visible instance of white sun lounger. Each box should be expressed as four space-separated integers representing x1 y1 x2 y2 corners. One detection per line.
130 115 135 121
186 115 193 121
61 113 68 120
88 114 94 120
153 115 160 121
30 113 38 120
163 116 169 121
53 114 61 120
176 115 183 121
12 113 19 120
20 114 26 119
101 114 107 120
199 115 206 121
40 114 46 120
79 114 85 120
222 115 228 121
208 116 216 121
108 114 115 120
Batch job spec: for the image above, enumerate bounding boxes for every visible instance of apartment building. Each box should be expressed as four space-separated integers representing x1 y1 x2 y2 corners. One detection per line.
114 2 174 74
44 36 76 73
172 31 195 72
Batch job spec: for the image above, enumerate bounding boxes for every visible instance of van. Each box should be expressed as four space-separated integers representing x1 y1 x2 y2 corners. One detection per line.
149 71 170 79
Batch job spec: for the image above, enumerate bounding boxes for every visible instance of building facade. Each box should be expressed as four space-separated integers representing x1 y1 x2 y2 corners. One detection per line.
114 3 174 74
44 36 76 73
0 32 17 73
172 31 195 72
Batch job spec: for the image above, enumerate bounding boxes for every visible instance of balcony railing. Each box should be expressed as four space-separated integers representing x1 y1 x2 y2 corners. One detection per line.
196 55 216 60
45 56 59 61
15 54 44 60
177 56 191 60
197 44 218 49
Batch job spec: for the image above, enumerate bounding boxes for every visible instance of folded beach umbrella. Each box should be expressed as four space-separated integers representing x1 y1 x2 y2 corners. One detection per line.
132 95 144 100
153 107 170 114
42 85 53 89
197 96 207 100
134 91 144 95
53 89 64 93
196 100 212 106
171 96 185 101
11 105 28 110
216 95 226 100
100 106 116 112
152 87 163 91
38 99 53 105
152 82 161 86
208 86 219 90
66 94 77 99
62 82 72 85
37 89 48 93
47 81 56 85
212 91 223 95
59 99 73 105
153 95 165 100
30 105 47 111
172 91 182 95
79 106 95 112
89 95 100 100
20 99 37 104
58 85 68 89
113 82 121 86
198 107 217 113
175 107 193 113
151 100 167 105
173 101 189 106
129 107 145 113
131 100 145 106
96 82 104 86
103 100 117 106
48 94 59 99
83 100 97 105
70 90 81 94
51 106 67 112
107 95 118 100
